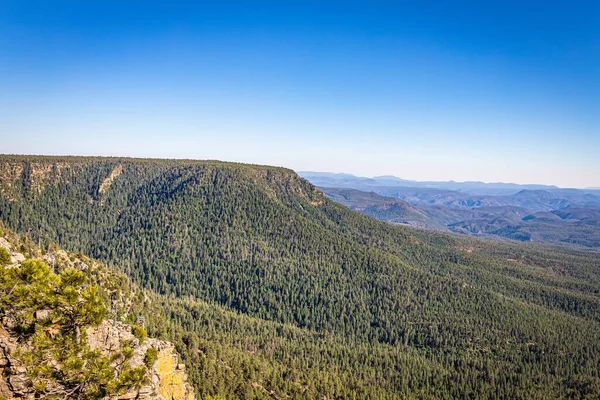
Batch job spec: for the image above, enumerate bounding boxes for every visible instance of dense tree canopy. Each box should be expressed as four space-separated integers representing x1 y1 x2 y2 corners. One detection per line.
1 155 599 399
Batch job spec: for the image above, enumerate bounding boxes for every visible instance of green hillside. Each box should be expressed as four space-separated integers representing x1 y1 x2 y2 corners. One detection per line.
1 155 600 399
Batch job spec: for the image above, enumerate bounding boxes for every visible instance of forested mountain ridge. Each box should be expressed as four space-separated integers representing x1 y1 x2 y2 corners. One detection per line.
1 155 600 399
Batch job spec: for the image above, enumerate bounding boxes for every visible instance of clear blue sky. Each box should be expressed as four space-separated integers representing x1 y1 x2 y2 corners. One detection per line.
1 1 598 187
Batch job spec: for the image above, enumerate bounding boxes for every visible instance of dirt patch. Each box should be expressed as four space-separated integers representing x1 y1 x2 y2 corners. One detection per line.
99 164 123 195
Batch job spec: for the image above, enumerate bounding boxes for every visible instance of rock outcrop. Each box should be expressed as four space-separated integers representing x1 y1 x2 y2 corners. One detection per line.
0 233 195 400
0 314 195 400
87 320 195 400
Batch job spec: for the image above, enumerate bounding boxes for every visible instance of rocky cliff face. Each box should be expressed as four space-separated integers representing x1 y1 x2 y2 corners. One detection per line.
0 228 195 400
87 321 195 400
0 319 194 400
0 324 27 399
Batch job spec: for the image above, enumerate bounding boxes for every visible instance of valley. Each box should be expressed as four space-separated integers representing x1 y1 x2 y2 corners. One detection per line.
302 173 600 249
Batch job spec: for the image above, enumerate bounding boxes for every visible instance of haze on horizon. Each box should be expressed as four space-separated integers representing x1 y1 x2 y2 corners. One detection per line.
1 1 598 188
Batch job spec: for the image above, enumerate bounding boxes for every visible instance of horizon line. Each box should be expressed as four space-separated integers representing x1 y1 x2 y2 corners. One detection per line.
298 170 596 190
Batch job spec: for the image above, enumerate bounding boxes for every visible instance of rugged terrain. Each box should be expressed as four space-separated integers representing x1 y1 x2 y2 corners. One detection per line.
306 173 600 248
0 155 599 399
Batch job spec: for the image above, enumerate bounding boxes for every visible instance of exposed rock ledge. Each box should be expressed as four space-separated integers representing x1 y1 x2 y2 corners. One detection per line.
0 319 195 400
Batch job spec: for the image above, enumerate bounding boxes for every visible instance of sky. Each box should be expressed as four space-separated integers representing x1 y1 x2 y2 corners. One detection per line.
0 1 599 188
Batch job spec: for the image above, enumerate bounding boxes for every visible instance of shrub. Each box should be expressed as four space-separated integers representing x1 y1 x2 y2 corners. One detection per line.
0 248 11 266
132 325 147 344
144 347 158 368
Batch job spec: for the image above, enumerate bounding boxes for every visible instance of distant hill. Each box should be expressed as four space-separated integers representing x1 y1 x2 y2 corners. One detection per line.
322 187 445 230
552 208 600 222
302 171 600 249
299 171 562 195
320 186 600 248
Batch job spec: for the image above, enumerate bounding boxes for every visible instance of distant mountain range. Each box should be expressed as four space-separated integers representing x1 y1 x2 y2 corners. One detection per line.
300 172 600 249
298 171 568 195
